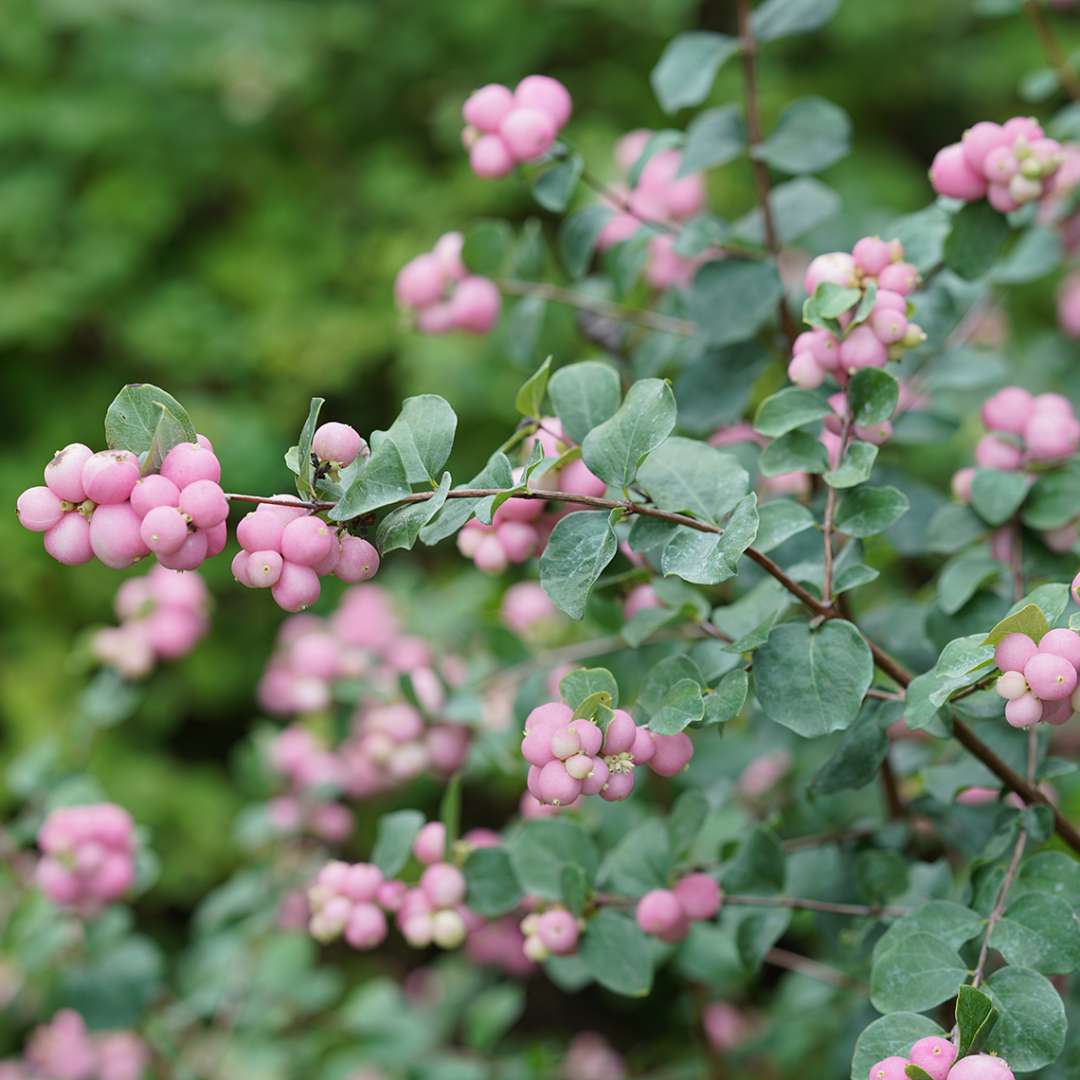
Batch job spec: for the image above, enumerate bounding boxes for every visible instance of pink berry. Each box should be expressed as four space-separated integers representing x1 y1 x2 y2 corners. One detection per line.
982 387 1034 434
450 276 501 333
247 549 284 587
90 502 149 568
650 732 694 776
839 325 888 371
420 862 466 907
788 352 825 388
395 253 446 309
804 251 857 295
413 822 447 865
581 756 610 796
870 307 908 345
564 753 595 780
344 902 388 950
874 289 907 314
156 528 208 571
280 515 334 567
996 633 1038 672
636 889 687 941
877 262 919 295
1035 627 1080 669
975 435 1023 471
271 561 321 611
946 1054 1015 1080
995 671 1028 700
908 1036 957 1080
536 760 582 805
550 726 582 760
599 769 635 801
312 422 364 466
987 183 1020 214
984 145 1018 183
494 521 537 563
631 727 656 764
536 908 579 954
499 107 556 162
931 142 989 201
469 134 515 178
463 83 515 133
1025 413 1080 461
160 442 221 489
568 718 603 757
602 710 637 755
335 535 380 582
951 467 975 502
178 480 228 529
205 521 227 557
525 702 574 736
557 457 606 498
81 450 140 505
852 236 894 276
16 486 64 532
43 512 93 565
139 504 190 555
44 443 93 502
962 121 1012 172
673 873 722 920
866 1058 911 1080
237 510 284 553
1024 651 1077 700
514 75 572 129
130 474 180 518
1005 692 1043 728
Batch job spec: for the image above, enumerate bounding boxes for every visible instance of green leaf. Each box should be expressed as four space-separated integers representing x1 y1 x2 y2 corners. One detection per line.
750 0 840 42
582 378 676 488
462 219 512 276
905 1068 935 1080
104 384 196 458
638 655 704 718
834 485 909 537
848 368 899 427
419 452 514 544
559 205 614 278
760 430 830 476
540 510 619 619
992 892 1080 974
637 438 749 522
689 260 784 346
723 826 785 894
983 602 1050 647
378 394 458 485
991 226 1062 284
905 634 995 730
650 32 740 113
807 281 862 321
944 201 1011 280
754 387 831 438
547 360 622 444
54 937 163 1030
375 472 451 554
834 561 879 594
668 790 710 861
561 864 589 917
660 492 758 585
648 678 705 735
580 909 653 996
873 901 985 962
753 619 873 738
463 984 525 1053
870 932 968 1013
702 668 749 725
509 819 598 900
985 966 1067 1072
560 667 619 711
734 177 840 245
956 984 998 1057
330 439 412 521
626 130 685 188
824 440 878 488
371 810 425 878
680 105 746 175
505 293 546 364
515 356 552 418
753 96 850 174
293 396 324 498
140 402 193 478
809 700 893 795
754 499 816 553
571 690 615 723
851 1015 945 1080
970 468 1030 526
622 605 681 647
532 155 583 213
1022 459 1080 530
937 550 1003 615
598 819 670 896
438 773 462 852
463 848 523 918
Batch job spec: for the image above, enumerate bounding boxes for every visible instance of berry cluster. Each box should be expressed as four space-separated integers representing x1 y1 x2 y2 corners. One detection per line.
788 236 925 389
0 1010 148 1080
462 76 572 179
17 436 226 571
931 117 1064 212
870 1039 1013 1080
596 130 707 290
35 804 136 914
394 231 500 335
521 702 693 806
635 873 722 942
994 628 1080 728
519 905 582 962
92 566 210 679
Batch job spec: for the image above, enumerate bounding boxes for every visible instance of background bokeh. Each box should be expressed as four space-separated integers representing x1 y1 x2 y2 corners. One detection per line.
3 0 1080 1046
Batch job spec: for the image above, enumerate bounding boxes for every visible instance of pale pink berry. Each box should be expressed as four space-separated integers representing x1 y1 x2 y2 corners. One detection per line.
463 83 515 133
536 760 582 805
178 479 228 529
703 1002 751 1052
1024 651 1077 700
1058 272 1080 338
803 252 856 294
870 307 908 344
951 467 975 502
237 510 284 553
673 873 722 920
495 521 537 562
514 75 572 129
1006 692 1043 728
431 908 467 949
624 583 660 620
569 718 603 756
44 442 93 502
602 710 637 755
413 822 447 865
995 671 1028 700
636 889 688 941
499 107 556 162
600 770 635 801
130 474 180 518
962 121 1012 172
205 521 227 558
470 134 515 178
420 863 467 907
44 512 94 565
395 253 446 308
908 1035 957 1080
975 434 1023 470
581 756 611 796
90 503 149 568
852 236 894 276
987 182 1020 213
956 786 1000 806
450 276 501 333
877 262 919 295
874 289 907 313
1043 696 1073 725
434 231 467 281
564 753 595 780
272 561 321 611
649 732 694 776
280 515 334 567
788 352 825 388
247 549 283 587
631 726 656 764
335 535 380 582
416 302 456 334
160 442 221 489
525 701 574 736
1025 413 1080 461
558 457 606 497
1035 627 1080 668
867 1058 911 1080
536 908 579 954
1008 173 1042 205
996 632 1038 672
344 902 388 950
81 450 140 505
501 581 558 635
139 504 189 555
312 422 364 466
984 145 1019 182
946 1053 1015 1080
16 486 64 532
550 726 582 761
982 386 1035 434
795 328 841 369
931 142 989 200
156 528 208 571
839 325 888 370
1072 568 1080 606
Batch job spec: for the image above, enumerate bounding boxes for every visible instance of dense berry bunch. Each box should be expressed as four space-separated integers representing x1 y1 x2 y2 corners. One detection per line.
17 436 225 571
35 804 136 914
788 236 925 389
521 702 693 806
462 75 572 179
596 130 707 289
931 117 1063 211
635 873 722 942
232 503 379 612
92 566 210 679
0 1010 148 1080
870 1038 1013 1080
994 628 1080 727
394 232 500 335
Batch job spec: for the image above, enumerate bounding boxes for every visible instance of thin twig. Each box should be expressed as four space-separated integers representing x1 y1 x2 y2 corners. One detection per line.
765 947 861 989
724 894 909 918
1023 0 1080 102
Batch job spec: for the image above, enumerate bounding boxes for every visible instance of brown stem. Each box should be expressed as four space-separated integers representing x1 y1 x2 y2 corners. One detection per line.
736 0 799 349
765 947 861 989
879 756 905 821
1023 0 1080 102
499 278 697 337
781 826 877 852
